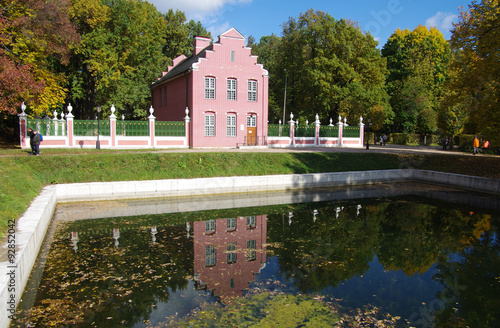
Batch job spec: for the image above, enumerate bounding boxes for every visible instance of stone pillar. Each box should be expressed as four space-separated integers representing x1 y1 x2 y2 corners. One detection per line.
148 106 156 148
18 102 28 148
66 103 75 147
53 110 59 136
314 113 320 146
184 107 191 148
60 112 66 136
337 115 343 147
289 113 295 147
110 105 117 147
359 116 365 147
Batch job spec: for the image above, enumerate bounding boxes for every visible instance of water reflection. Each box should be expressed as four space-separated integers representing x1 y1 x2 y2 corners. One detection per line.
12 186 500 328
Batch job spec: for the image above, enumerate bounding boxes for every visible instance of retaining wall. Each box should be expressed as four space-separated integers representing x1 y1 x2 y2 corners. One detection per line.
1 169 499 328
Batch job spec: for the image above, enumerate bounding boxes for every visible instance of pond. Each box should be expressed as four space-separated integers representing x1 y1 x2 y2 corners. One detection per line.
11 183 500 328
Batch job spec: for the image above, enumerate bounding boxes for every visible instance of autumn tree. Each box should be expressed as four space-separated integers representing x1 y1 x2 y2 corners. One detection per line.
449 0 500 145
272 10 391 125
382 26 451 134
0 0 79 117
68 0 168 119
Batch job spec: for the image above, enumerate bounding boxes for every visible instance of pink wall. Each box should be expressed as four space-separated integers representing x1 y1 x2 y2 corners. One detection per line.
152 28 269 148
193 215 267 299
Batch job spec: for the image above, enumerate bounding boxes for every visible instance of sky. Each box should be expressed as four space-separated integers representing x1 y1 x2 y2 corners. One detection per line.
147 0 470 48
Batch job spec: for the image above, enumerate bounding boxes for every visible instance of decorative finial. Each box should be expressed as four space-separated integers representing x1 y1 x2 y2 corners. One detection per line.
111 104 116 115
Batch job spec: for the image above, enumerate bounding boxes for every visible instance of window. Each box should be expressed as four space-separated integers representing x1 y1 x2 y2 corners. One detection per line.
246 240 256 261
205 245 216 266
247 115 256 127
163 86 167 106
227 242 237 263
246 216 256 228
227 218 236 230
227 79 237 100
205 77 215 99
205 219 215 233
205 115 215 137
230 51 235 62
248 80 257 102
226 115 236 137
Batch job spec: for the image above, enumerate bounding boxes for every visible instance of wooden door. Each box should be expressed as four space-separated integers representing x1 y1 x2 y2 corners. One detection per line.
247 116 257 146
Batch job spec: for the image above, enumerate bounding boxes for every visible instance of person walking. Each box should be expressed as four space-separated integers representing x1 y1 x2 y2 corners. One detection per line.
31 130 41 155
473 136 480 155
482 140 490 153
442 136 449 150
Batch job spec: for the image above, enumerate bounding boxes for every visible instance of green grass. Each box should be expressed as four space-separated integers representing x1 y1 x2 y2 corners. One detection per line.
1 149 499 237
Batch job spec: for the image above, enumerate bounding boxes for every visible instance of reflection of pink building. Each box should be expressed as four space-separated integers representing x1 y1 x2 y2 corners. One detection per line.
192 215 267 299
151 28 269 147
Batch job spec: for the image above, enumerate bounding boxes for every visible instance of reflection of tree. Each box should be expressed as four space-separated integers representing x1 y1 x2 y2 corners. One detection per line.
267 204 380 292
16 224 193 327
267 200 493 296
434 230 500 328
377 201 491 276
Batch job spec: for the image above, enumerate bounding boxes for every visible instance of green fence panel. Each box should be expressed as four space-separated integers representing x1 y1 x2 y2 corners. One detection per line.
343 126 360 138
294 125 315 137
319 125 339 138
73 120 110 136
268 124 290 137
155 121 185 136
27 118 65 136
116 121 149 136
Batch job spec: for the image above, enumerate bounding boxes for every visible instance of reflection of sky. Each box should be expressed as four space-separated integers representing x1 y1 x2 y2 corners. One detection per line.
134 280 217 328
253 255 443 322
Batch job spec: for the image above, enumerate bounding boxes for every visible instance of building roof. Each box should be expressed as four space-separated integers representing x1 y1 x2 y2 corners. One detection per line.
152 44 213 87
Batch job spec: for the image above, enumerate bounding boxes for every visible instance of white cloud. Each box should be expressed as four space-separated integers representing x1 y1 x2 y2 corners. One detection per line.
149 0 250 17
425 12 458 35
148 0 252 38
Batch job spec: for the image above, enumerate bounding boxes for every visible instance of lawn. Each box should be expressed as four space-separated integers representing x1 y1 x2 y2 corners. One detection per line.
1 147 499 236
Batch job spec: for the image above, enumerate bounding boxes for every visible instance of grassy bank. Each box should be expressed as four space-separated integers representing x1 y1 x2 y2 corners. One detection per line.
1 149 499 236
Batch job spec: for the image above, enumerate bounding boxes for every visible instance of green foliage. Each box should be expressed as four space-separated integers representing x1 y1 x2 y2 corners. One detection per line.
69 0 169 119
257 9 391 125
448 0 500 145
383 25 451 133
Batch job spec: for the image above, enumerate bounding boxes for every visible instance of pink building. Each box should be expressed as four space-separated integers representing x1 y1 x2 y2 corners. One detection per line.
151 28 269 148
192 216 267 300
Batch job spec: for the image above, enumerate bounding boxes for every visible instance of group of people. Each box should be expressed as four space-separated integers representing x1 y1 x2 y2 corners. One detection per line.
473 136 490 155
27 127 41 155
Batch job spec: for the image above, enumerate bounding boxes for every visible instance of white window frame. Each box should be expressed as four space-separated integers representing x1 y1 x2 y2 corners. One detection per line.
246 239 256 261
205 219 215 232
248 80 257 102
205 77 215 99
205 114 215 137
246 216 256 228
226 115 236 137
227 242 237 264
247 115 256 127
226 218 236 230
205 245 216 266
227 78 237 100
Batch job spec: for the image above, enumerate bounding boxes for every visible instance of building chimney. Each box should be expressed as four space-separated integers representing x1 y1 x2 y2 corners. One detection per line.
194 36 211 55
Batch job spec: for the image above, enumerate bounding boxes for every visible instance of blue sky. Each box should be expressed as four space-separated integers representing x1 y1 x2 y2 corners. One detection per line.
149 0 469 47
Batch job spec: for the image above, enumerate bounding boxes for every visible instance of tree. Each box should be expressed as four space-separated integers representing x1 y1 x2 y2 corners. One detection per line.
383 25 451 134
68 0 168 119
251 34 282 122
0 0 79 117
273 10 391 125
449 0 500 145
